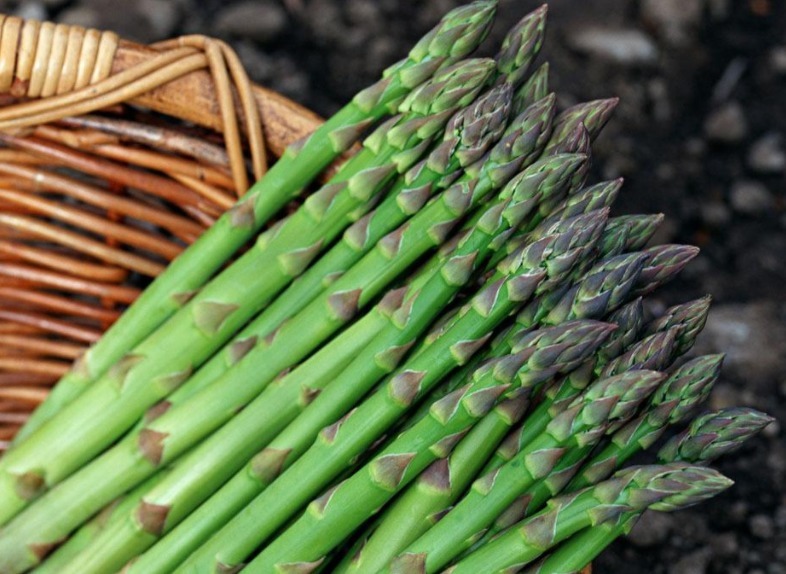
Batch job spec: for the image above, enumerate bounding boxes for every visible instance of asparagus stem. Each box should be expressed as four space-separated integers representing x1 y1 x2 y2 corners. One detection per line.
177 211 606 573
63 148 584 574
14 0 500 446
0 61 496 570
520 410 769 574
448 464 733 574
389 370 664 573
333 322 614 574
568 354 722 491
658 407 775 465
245 322 613 573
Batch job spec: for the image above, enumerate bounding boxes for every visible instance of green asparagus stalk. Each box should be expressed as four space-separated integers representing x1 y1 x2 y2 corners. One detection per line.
487 320 679 474
139 81 519 410
594 298 646 366
245 321 614 573
33 503 118 574
333 392 531 574
37 93 560 574
494 5 548 89
33 471 167 574
333 321 616 574
631 244 700 297
568 355 722 491
543 98 620 153
454 464 733 574
389 369 664 573
513 62 549 114
522 410 770 574
645 296 712 358
177 211 607 573
658 407 775 465
15 0 499 446
58 151 586 574
0 61 497 570
597 214 664 258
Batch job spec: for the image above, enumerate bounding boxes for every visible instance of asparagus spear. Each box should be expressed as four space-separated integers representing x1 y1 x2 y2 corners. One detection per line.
333 322 615 574
597 214 664 258
143 81 522 410
486 319 679 474
513 62 549 114
568 355 722 491
15 0 500 445
658 407 775 465
334 394 531 574
0 61 490 564
473 302 715 546
33 471 167 574
58 151 586 574
631 244 700 297
543 98 620 153
453 464 733 574
522 410 771 574
389 370 664 573
645 296 712 358
245 322 614 573
594 298 646 366
177 211 607 573
494 5 548 89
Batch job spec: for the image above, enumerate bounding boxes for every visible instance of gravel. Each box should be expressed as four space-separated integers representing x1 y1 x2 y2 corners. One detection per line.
704 102 749 144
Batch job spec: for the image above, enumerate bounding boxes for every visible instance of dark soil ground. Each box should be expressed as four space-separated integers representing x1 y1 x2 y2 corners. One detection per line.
1 0 783 571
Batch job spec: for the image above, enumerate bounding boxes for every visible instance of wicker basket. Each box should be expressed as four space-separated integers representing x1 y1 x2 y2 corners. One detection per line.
0 14 592 573
0 15 328 443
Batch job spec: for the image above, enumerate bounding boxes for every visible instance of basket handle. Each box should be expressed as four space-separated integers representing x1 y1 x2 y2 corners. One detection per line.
0 14 324 195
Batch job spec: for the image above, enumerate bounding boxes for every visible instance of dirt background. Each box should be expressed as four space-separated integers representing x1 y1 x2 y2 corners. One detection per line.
0 0 784 571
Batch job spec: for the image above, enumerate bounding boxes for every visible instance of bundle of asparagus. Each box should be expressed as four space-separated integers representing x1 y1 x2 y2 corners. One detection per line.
0 2 773 573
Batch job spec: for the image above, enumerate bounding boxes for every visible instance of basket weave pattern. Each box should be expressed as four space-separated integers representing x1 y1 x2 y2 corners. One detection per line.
0 14 323 443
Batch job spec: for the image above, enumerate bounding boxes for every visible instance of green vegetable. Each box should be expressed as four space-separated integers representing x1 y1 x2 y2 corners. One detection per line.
14 0 500 446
